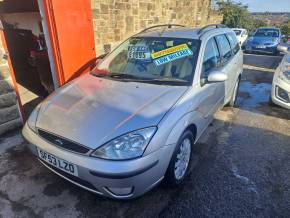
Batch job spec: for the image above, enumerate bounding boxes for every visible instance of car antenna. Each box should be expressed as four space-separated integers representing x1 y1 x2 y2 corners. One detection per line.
158 18 176 36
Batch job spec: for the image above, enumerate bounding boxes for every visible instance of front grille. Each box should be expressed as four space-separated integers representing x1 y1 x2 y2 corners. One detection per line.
38 129 90 154
39 159 99 192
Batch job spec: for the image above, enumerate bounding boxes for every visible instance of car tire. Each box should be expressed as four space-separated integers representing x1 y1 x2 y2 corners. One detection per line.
268 95 276 106
228 77 240 107
272 50 276 56
164 130 194 187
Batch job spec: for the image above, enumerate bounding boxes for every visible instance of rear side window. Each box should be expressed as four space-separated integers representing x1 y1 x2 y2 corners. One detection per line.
201 38 220 78
226 33 240 55
215 34 232 64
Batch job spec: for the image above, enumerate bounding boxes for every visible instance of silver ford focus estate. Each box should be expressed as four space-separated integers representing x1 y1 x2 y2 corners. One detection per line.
23 24 243 199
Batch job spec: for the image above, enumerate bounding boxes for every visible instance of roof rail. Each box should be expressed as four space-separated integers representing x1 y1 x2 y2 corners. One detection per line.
197 24 228 35
139 24 186 33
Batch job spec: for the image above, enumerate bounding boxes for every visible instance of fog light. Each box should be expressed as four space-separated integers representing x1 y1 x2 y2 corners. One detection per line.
276 86 290 103
106 187 133 196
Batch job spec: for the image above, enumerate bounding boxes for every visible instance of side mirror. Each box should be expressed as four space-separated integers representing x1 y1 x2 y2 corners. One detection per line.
277 45 289 53
207 71 228 83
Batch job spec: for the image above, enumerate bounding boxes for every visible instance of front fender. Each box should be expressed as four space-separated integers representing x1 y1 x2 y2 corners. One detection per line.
165 111 203 146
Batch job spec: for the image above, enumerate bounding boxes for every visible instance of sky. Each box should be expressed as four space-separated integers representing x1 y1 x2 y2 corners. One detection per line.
237 0 290 12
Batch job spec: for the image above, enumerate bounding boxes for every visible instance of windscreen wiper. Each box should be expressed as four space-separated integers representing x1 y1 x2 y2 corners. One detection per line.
91 73 108 77
148 77 190 85
108 73 151 81
108 73 144 79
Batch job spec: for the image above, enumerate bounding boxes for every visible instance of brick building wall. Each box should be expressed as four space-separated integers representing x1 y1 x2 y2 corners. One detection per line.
91 0 223 55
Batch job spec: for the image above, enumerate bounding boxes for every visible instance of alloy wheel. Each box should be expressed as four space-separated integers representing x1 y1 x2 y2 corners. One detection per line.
174 138 191 180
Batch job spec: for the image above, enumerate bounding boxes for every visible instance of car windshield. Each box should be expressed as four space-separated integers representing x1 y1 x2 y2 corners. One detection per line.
91 37 201 85
234 30 242 36
254 29 279 37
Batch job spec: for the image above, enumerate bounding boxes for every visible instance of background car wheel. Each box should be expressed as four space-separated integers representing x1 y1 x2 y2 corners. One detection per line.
164 130 194 187
228 77 240 107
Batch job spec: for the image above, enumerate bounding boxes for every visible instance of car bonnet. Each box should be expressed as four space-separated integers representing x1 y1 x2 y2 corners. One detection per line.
36 74 188 150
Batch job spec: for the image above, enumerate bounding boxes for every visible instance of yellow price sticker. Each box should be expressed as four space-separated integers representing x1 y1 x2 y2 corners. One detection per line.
151 44 189 59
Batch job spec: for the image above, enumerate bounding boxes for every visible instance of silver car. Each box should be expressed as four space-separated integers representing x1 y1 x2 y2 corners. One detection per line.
23 24 243 199
270 44 290 109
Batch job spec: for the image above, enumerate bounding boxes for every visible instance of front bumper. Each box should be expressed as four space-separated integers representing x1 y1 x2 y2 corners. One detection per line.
245 44 278 54
271 76 290 109
22 123 175 199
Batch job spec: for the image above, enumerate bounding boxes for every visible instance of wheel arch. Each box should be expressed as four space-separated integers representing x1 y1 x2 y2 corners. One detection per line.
184 123 197 143
165 112 201 146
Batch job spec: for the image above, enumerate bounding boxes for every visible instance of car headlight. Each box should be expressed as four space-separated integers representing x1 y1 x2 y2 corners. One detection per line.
27 103 42 133
91 127 157 160
278 64 290 84
278 71 290 84
272 38 279 43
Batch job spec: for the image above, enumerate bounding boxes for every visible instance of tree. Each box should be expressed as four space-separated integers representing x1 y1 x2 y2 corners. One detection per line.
217 0 251 28
217 0 266 32
251 19 267 32
280 21 290 36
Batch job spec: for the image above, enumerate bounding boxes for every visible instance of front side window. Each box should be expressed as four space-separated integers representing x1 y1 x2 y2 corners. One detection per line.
226 33 240 54
216 34 232 64
233 30 241 36
91 37 201 86
201 38 220 79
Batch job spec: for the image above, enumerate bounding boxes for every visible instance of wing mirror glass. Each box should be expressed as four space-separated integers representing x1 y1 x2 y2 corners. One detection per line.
207 71 228 83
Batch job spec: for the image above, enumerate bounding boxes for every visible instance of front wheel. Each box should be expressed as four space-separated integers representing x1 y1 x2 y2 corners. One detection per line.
228 78 240 107
164 130 194 187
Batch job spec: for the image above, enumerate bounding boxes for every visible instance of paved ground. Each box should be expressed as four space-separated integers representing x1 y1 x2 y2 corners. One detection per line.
0 53 289 218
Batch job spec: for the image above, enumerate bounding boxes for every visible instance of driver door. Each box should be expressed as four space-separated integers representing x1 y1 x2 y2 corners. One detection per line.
197 37 224 120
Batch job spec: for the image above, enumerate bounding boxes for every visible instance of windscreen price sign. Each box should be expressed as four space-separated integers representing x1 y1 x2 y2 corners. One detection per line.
128 46 151 61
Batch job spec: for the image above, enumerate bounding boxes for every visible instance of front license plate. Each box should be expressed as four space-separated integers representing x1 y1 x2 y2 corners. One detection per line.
256 45 266 49
37 148 78 176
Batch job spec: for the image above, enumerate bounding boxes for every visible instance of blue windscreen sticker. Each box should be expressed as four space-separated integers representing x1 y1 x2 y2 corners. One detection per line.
154 48 193 66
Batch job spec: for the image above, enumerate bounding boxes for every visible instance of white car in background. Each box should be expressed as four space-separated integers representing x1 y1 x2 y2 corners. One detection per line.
232 28 248 46
270 44 290 109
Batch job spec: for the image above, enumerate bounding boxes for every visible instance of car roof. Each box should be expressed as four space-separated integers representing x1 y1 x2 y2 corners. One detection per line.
231 28 246 31
134 26 232 40
257 27 280 30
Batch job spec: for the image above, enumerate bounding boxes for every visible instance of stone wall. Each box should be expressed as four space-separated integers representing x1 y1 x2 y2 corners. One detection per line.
0 38 22 135
91 0 223 55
